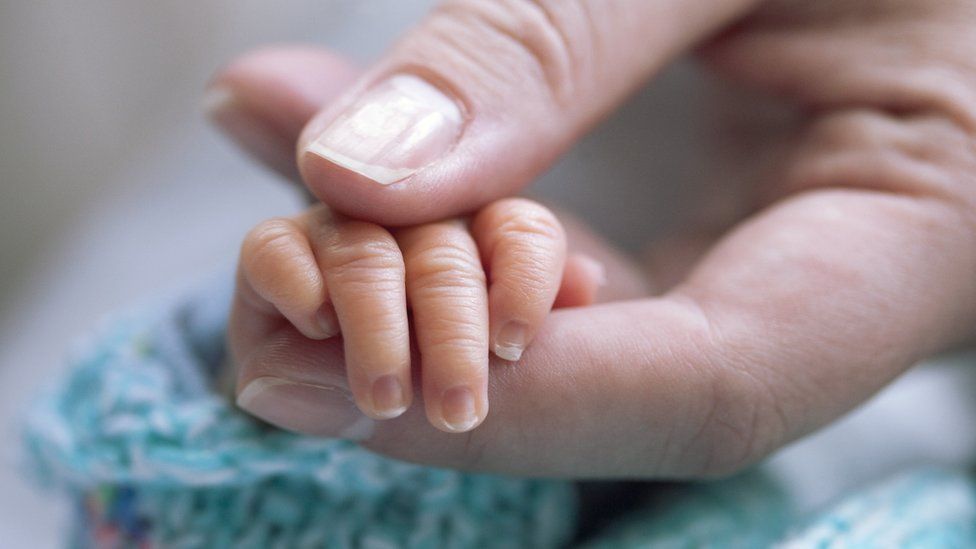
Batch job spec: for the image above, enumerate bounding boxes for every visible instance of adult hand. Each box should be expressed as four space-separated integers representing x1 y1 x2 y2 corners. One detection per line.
208 0 976 477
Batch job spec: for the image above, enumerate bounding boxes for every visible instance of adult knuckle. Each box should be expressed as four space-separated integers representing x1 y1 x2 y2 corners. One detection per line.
429 0 585 104
662 308 792 478
793 108 976 209
686 361 791 478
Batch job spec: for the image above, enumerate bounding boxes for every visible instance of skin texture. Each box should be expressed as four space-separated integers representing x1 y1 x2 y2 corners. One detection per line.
211 0 976 477
231 200 593 432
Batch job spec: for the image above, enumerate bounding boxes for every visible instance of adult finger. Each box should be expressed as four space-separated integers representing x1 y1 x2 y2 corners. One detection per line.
297 0 762 225
237 181 976 476
205 46 359 181
235 0 976 476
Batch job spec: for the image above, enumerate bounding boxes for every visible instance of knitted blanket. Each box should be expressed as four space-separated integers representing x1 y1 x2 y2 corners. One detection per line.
23 275 976 547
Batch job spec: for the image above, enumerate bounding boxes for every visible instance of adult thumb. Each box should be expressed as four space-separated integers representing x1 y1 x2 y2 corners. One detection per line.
297 0 760 225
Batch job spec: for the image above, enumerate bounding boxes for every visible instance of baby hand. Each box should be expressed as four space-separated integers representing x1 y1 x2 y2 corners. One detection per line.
229 198 594 433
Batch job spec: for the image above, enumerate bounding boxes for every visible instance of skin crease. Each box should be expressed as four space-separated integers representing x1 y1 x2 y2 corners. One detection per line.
232 199 602 432
212 0 976 477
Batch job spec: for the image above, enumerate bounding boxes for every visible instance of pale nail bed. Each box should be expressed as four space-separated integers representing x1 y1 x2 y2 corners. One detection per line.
370 375 408 419
439 386 480 432
303 74 463 185
237 376 374 440
494 321 528 362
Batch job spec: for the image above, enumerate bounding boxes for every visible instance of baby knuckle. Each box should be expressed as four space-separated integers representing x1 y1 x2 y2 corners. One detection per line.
498 257 555 296
240 218 305 269
326 237 404 279
425 329 486 354
408 243 486 290
358 317 412 344
495 201 564 243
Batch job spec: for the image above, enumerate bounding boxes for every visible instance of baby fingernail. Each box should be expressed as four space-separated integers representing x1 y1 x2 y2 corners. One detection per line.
577 255 608 287
493 322 528 362
370 375 408 419
303 74 463 185
439 386 480 433
237 376 374 441
316 307 340 339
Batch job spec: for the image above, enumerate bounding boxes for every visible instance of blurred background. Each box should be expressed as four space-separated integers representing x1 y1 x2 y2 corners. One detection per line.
2 2 975 547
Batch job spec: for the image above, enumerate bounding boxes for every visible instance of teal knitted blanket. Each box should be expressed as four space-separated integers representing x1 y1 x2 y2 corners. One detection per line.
22 275 976 547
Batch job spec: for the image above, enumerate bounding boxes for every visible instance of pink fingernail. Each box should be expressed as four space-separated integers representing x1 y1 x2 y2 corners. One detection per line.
303 74 463 185
237 376 374 440
315 306 340 339
576 255 608 287
439 386 480 433
370 375 408 419
493 321 528 362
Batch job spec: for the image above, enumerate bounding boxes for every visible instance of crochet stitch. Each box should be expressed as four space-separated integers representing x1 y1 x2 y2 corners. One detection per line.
22 273 976 547
23 277 577 548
